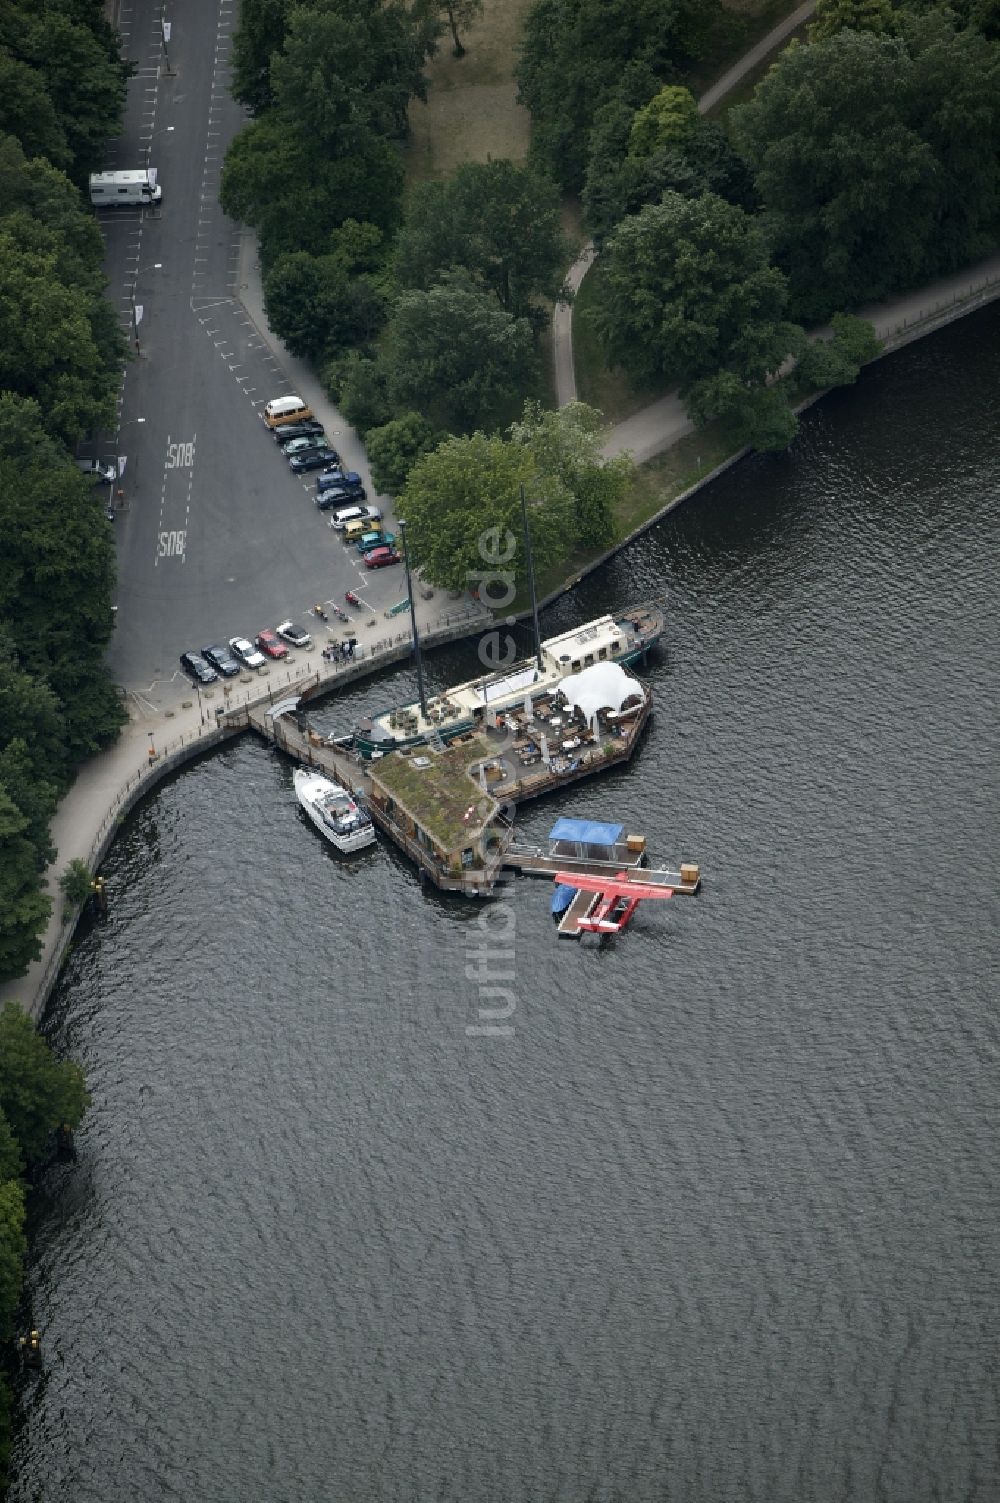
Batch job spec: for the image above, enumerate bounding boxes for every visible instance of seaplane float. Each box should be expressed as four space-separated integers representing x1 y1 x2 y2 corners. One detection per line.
551 869 674 939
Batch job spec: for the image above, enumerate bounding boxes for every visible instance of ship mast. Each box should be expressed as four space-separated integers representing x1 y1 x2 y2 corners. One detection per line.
519 484 544 671
398 519 428 720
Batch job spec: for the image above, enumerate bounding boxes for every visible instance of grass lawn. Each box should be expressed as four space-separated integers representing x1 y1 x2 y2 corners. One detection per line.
405 0 534 186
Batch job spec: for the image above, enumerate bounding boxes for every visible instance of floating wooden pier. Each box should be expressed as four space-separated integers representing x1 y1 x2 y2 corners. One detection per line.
226 679 701 901
505 847 700 895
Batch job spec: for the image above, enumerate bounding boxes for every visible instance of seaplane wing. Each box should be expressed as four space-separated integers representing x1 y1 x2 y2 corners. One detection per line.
552 871 674 902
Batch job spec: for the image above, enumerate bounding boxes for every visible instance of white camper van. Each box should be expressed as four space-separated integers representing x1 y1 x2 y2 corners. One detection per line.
89 170 162 207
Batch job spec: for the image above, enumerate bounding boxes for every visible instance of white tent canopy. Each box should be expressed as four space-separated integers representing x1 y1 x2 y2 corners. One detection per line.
558 661 644 723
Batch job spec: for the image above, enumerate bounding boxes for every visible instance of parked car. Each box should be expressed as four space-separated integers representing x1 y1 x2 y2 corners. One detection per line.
272 420 325 444
357 530 396 554
256 628 289 659
229 635 266 670
326 503 381 527
288 447 339 473
275 619 312 649
282 434 329 457
316 467 363 496
201 644 241 677
364 546 401 570
316 487 372 512
180 651 218 684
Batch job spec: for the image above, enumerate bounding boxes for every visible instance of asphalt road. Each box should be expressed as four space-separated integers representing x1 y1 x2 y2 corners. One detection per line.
93 0 406 711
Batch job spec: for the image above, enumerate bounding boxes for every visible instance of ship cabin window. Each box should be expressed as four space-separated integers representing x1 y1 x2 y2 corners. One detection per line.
583 653 594 666
598 647 607 660
571 659 581 670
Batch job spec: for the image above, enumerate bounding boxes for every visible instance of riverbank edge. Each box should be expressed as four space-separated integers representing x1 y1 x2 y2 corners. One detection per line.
0 621 487 1025
530 274 1000 617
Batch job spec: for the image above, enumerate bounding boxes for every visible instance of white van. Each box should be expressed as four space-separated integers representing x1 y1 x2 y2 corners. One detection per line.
89 170 161 206
263 395 313 428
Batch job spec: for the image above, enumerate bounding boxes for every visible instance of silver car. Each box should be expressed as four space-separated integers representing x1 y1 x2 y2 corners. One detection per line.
229 635 266 669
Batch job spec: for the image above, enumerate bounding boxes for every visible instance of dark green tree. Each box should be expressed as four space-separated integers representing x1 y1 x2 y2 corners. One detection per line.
232 0 291 116
0 1108 23 1185
516 0 713 190
327 352 394 435
684 371 800 453
0 1179 26 1341
384 271 537 431
0 400 124 766
808 0 898 40
583 100 755 243
264 251 384 360
365 412 443 493
0 789 53 977
794 313 882 392
599 191 799 388
732 23 1000 319
0 1003 90 1167
0 227 119 442
394 158 568 322
0 53 71 168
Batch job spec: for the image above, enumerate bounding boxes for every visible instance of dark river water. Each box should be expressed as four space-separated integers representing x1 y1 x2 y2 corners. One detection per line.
11 307 1000 1502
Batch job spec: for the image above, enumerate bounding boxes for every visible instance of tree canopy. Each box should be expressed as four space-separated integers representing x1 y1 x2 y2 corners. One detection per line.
0 27 128 983
365 412 443 494
223 0 438 275
598 191 798 389
583 89 755 244
393 158 568 322
0 0 129 182
731 20 1000 320
516 0 713 190
0 1002 90 1488
0 1003 90 1168
382 271 538 432
398 402 630 590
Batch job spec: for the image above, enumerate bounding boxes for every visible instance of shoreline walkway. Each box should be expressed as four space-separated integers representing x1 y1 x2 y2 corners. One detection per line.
0 219 489 1021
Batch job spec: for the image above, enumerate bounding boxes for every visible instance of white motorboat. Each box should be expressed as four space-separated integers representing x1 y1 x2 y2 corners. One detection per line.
293 768 375 853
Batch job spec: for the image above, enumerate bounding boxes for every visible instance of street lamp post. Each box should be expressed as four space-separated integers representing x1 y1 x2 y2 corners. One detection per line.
143 124 174 165
161 15 174 76
115 415 146 510
130 263 162 356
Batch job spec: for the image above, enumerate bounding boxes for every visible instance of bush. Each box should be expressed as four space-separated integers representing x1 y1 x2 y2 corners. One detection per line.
59 857 93 907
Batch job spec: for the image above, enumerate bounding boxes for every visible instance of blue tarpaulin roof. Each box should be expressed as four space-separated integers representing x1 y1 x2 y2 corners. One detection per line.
548 818 623 847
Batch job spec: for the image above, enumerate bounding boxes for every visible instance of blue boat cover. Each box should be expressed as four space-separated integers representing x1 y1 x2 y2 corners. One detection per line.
548 818 623 847
551 883 577 915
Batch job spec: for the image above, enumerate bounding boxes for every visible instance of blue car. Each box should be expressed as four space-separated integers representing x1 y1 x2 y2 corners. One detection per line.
316 466 363 496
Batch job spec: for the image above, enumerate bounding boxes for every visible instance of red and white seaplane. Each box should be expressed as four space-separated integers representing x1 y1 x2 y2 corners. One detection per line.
552 869 674 938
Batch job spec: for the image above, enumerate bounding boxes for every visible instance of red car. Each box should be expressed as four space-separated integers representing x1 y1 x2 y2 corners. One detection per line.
256 627 289 659
364 546 401 569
